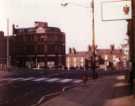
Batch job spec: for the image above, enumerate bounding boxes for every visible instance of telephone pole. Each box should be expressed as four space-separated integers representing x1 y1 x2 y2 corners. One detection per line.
6 19 10 71
129 0 135 93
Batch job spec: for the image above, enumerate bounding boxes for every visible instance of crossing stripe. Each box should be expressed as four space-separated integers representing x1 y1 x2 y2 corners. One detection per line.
46 78 60 82
33 78 48 82
59 79 72 83
0 77 82 84
73 79 82 83
21 77 35 81
9 78 27 81
15 78 26 80
10 78 20 81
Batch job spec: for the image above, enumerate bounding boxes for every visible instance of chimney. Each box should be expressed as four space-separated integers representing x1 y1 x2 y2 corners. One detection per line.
12 24 16 34
69 48 72 54
110 44 115 51
88 45 91 51
73 48 76 54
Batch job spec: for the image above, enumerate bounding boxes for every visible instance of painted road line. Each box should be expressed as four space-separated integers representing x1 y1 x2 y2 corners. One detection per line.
9 78 19 81
116 75 125 80
46 78 60 82
16 78 29 81
9 78 28 81
73 79 82 83
22 77 35 81
33 78 49 82
59 79 72 83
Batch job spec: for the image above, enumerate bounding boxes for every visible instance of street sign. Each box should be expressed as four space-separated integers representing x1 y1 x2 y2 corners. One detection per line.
101 1 132 21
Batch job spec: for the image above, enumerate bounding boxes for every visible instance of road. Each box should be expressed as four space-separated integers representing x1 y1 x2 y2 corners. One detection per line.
0 69 128 106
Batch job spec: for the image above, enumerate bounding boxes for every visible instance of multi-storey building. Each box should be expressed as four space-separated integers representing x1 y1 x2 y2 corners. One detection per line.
11 21 65 69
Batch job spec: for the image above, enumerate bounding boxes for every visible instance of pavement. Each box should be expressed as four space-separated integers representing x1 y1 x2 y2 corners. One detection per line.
39 75 135 106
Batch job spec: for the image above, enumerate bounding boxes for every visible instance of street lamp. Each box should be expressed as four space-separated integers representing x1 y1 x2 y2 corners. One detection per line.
6 19 10 71
61 0 97 79
91 0 97 79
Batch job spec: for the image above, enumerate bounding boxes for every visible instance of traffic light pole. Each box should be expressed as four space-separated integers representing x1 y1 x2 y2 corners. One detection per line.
91 0 97 79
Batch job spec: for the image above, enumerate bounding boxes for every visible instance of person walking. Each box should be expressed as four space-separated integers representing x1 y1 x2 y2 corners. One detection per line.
82 73 88 86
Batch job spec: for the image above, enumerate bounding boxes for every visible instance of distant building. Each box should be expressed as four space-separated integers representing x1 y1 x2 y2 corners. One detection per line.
0 31 7 70
10 21 66 69
66 48 89 70
66 47 125 70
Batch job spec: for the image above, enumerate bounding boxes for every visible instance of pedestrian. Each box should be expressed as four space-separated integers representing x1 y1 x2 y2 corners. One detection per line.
82 73 88 86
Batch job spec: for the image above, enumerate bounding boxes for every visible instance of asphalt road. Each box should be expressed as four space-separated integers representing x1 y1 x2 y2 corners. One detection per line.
0 69 128 106
0 70 82 106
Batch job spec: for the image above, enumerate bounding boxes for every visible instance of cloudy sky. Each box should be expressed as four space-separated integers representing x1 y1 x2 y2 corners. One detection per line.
0 0 131 52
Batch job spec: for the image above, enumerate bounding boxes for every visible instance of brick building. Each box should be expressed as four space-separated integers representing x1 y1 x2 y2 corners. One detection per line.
0 31 7 70
10 21 65 69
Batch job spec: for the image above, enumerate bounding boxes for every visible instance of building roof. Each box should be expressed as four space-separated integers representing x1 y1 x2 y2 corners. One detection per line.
67 48 123 58
96 49 123 55
13 22 63 35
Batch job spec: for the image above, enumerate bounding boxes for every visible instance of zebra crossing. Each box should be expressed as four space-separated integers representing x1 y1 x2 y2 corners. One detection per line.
0 77 82 84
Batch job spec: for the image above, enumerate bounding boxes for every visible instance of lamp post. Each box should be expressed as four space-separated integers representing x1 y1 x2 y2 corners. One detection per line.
61 0 97 79
91 0 97 79
6 19 10 71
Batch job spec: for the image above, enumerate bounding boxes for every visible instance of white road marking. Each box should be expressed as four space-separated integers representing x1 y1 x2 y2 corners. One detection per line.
18 78 27 80
33 78 48 82
116 75 125 80
114 82 129 87
59 79 72 83
46 78 60 82
9 78 27 81
0 77 82 84
9 78 19 81
73 79 82 83
22 77 35 81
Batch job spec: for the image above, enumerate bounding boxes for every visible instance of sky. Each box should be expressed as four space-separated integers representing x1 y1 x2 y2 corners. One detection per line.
0 0 131 52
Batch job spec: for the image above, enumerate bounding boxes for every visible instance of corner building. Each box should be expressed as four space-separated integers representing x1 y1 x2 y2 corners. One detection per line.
12 21 65 69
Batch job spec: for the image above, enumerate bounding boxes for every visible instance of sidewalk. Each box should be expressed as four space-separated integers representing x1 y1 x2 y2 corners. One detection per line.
40 75 135 106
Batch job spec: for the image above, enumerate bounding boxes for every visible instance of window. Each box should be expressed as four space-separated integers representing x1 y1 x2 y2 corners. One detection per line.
37 45 44 54
47 44 55 54
26 45 34 54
